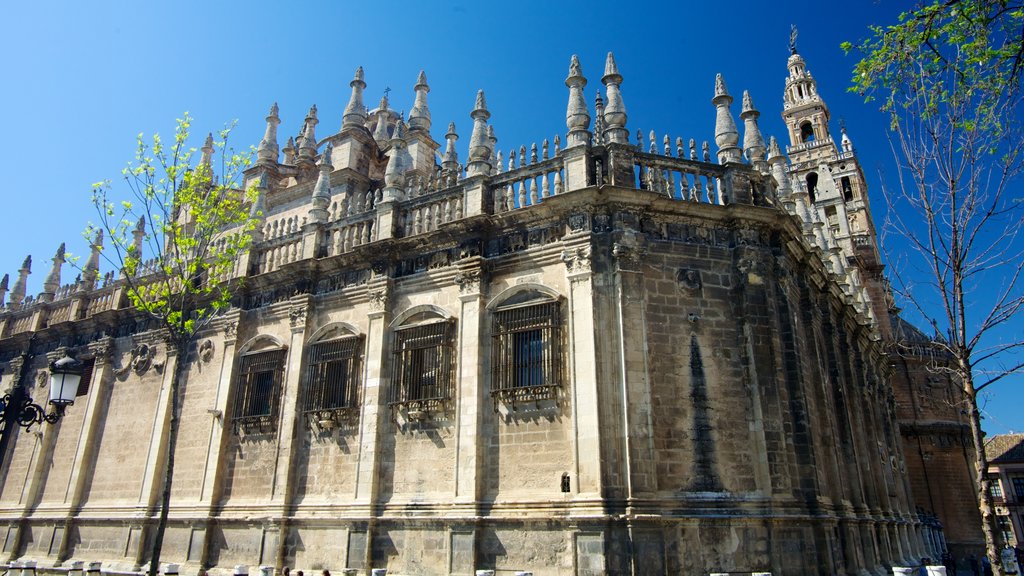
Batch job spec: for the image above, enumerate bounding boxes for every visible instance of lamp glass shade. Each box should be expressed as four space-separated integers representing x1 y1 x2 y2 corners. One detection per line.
49 356 83 406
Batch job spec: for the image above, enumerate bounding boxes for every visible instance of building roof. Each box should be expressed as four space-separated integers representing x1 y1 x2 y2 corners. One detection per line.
985 433 1024 464
890 311 940 345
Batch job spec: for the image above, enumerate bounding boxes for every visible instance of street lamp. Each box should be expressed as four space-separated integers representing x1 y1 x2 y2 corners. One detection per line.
0 353 83 433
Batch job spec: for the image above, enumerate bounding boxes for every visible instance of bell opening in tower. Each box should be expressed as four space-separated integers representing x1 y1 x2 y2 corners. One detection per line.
806 172 818 203
800 121 815 143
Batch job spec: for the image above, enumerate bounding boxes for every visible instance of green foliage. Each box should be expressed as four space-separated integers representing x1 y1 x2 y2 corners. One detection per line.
845 0 1022 130
88 113 259 344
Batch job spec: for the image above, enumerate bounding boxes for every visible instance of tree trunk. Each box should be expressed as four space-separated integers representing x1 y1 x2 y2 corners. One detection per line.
964 370 1003 576
147 338 189 576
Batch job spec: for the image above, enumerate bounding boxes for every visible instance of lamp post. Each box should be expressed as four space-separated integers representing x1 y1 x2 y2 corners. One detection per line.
0 349 83 465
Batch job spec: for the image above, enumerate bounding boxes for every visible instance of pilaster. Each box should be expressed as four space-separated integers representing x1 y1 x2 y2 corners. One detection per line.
354 274 392 505
561 231 603 497
452 258 484 504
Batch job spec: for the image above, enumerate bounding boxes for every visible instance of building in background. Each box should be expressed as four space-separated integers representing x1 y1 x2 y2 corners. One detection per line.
986 434 1024 549
0 43 976 575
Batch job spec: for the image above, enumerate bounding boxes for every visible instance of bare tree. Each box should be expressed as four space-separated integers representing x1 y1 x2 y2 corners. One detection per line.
846 1 1024 571
89 113 258 576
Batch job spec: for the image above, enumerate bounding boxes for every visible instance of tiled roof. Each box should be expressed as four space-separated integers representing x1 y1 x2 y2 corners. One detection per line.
985 433 1024 464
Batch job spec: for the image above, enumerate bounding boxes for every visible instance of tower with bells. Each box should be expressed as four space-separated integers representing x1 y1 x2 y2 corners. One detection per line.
781 27 891 336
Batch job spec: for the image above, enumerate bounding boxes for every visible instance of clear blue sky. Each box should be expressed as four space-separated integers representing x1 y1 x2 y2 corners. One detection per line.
2 0 1021 434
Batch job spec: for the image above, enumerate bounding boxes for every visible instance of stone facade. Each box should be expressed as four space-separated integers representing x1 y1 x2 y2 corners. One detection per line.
0 47 946 575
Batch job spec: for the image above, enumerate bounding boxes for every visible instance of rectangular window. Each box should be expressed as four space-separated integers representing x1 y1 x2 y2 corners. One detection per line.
304 337 363 416
233 349 287 432
491 301 561 408
391 321 454 411
1013 477 1024 500
990 478 1004 499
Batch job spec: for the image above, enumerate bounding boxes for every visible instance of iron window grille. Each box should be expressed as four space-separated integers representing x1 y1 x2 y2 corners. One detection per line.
491 300 562 410
233 349 287 433
303 336 364 429
390 320 455 417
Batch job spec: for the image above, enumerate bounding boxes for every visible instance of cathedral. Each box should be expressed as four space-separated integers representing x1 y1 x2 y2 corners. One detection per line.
0 41 980 575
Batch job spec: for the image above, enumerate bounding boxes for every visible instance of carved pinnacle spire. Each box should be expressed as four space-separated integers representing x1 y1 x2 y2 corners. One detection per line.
409 70 432 133
740 90 767 168
282 136 296 164
442 121 459 172
200 133 215 167
342 66 368 129
257 102 281 165
83 229 103 290
372 94 391 145
298 105 319 161
10 255 31 307
565 55 591 148
310 142 334 221
384 120 409 191
712 74 741 164
0 273 8 308
40 243 66 302
467 90 492 175
601 52 628 144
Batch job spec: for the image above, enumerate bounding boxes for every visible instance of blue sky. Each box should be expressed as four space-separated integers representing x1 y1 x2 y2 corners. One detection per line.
2 0 1021 434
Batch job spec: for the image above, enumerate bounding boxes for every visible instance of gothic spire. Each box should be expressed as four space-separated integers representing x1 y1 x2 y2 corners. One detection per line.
740 90 767 169
442 121 459 172
467 90 492 176
712 74 741 163
409 70 432 133
601 52 628 144
10 255 31 307
766 136 793 204
257 102 281 165
342 66 368 129
565 55 591 148
40 243 66 302
0 274 8 308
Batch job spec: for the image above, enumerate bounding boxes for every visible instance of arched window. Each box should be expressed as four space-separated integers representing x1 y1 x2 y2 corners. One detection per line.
490 290 563 409
391 311 456 414
303 329 365 426
233 341 287 433
806 172 819 203
800 121 815 143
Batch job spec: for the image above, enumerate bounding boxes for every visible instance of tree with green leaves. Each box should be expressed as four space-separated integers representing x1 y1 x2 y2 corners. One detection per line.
89 113 258 576
845 1 1024 571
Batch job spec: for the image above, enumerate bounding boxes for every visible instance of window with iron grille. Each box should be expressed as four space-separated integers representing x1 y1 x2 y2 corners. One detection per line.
304 336 363 420
390 320 455 412
233 349 287 432
491 300 562 408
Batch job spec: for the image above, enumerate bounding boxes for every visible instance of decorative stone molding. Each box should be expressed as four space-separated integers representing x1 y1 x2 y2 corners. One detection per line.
561 247 592 274
567 212 589 232
289 304 308 328
591 213 612 233
224 321 238 340
453 269 482 294
368 289 388 311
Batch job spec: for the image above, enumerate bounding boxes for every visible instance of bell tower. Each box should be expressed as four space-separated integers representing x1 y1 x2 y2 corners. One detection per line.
781 27 890 334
